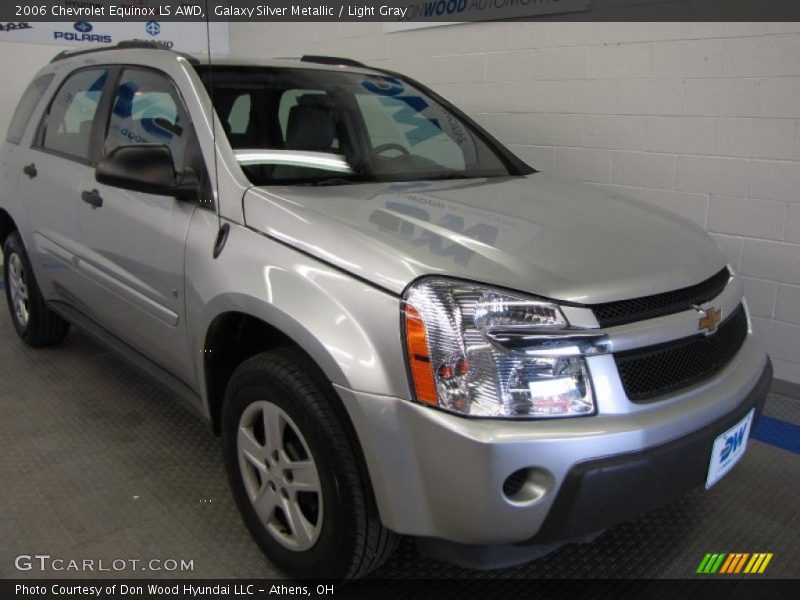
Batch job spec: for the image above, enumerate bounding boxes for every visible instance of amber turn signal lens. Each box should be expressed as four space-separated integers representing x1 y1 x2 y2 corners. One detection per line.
404 304 437 406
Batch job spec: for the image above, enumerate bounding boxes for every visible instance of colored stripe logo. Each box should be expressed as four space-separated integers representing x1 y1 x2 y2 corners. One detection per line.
697 552 773 574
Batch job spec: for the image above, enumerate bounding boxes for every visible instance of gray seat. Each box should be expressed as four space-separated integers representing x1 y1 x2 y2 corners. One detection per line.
284 95 337 152
272 94 340 180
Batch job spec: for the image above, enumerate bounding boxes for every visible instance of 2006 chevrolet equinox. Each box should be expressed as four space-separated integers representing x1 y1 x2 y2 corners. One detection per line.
0 42 772 578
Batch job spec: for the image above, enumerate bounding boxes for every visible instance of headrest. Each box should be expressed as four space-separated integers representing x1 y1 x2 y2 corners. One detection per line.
297 93 333 108
285 103 336 151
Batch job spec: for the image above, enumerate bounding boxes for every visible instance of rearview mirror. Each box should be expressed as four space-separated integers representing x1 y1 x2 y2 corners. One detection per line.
96 144 199 201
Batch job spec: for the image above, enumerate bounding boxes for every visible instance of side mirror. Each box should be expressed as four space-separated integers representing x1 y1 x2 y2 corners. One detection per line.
96 144 199 201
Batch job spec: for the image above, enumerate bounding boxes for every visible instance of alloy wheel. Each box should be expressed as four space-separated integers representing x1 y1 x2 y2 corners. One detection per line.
237 400 323 551
7 253 29 328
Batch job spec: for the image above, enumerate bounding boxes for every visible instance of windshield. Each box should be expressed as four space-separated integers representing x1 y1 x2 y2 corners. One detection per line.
196 65 530 186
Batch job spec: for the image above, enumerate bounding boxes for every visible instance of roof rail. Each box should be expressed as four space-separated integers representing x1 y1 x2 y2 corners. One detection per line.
115 40 166 50
50 40 199 64
300 55 367 68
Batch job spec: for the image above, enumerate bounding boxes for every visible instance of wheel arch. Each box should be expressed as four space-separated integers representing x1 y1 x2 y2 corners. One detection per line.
204 310 295 434
192 246 410 433
0 208 18 247
200 303 353 436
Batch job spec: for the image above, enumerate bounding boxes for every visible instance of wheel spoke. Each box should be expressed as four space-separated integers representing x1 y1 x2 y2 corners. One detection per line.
281 494 315 548
238 427 267 465
8 260 20 295
286 459 321 494
9 256 20 279
252 485 279 523
261 402 284 456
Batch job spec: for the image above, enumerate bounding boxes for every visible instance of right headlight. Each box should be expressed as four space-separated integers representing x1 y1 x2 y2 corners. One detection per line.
403 278 595 419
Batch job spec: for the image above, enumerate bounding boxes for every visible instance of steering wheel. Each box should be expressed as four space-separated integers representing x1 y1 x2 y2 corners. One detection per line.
368 143 410 159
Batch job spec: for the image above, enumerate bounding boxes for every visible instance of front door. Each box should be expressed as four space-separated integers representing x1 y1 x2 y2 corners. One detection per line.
77 67 201 384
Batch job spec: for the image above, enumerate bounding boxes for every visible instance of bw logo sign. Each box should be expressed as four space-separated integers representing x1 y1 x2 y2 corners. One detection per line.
145 21 160 37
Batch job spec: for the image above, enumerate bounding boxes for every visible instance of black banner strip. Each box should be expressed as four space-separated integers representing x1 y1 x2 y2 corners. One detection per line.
2 579 800 600
1 0 800 23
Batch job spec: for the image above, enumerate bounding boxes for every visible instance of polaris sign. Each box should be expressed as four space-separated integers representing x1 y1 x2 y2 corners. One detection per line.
53 21 111 43
384 0 592 31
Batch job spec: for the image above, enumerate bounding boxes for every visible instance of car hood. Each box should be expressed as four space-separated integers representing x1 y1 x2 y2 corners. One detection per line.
242 173 726 304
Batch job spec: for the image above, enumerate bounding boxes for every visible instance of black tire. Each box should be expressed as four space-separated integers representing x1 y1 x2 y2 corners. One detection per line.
222 348 398 579
3 231 69 346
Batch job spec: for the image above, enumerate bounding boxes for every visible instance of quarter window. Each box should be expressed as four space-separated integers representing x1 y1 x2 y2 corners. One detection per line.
106 69 190 168
6 74 53 145
42 69 109 160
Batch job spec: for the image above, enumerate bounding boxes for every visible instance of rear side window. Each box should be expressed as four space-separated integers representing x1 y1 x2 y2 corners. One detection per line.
42 68 109 161
6 74 54 144
227 94 251 134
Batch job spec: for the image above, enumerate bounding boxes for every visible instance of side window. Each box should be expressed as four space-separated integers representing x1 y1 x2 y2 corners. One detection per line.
42 69 109 160
106 69 190 168
6 74 54 144
228 94 251 134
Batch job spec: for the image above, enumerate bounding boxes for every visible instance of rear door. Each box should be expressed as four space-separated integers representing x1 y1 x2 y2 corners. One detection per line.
20 67 111 307
76 67 201 383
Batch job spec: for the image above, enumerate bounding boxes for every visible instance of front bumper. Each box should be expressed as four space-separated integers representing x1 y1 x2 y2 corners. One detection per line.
529 357 770 544
336 333 771 547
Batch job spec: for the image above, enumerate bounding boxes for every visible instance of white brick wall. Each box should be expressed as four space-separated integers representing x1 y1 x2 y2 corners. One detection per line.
230 21 800 385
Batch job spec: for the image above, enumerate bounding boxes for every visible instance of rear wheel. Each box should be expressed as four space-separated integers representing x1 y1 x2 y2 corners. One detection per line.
3 232 69 346
222 349 397 579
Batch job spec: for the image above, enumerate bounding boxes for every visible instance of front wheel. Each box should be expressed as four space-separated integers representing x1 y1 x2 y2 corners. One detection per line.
3 232 69 346
222 349 397 579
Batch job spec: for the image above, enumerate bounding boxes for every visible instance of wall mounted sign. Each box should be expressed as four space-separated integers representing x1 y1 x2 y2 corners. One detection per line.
383 0 592 32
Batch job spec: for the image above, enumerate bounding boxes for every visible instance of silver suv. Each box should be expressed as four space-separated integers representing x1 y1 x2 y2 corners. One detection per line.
0 42 772 578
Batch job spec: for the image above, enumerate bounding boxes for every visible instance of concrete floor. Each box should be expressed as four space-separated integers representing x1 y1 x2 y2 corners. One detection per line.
0 306 798 579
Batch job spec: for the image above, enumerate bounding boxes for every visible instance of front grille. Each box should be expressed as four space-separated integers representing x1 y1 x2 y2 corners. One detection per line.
592 268 731 328
615 304 748 402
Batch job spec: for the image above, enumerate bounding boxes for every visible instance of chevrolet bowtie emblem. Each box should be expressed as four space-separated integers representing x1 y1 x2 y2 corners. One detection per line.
697 306 722 335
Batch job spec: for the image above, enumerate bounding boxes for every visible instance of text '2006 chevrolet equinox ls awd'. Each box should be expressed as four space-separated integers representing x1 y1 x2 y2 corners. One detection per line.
0 42 772 578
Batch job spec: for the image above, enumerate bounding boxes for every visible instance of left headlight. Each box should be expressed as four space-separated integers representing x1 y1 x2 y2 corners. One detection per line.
403 278 595 418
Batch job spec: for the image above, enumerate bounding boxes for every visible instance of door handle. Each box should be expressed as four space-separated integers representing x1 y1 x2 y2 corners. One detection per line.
81 189 103 208
22 163 37 179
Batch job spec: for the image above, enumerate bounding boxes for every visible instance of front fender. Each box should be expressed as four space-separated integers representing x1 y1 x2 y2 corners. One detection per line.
184 210 411 417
